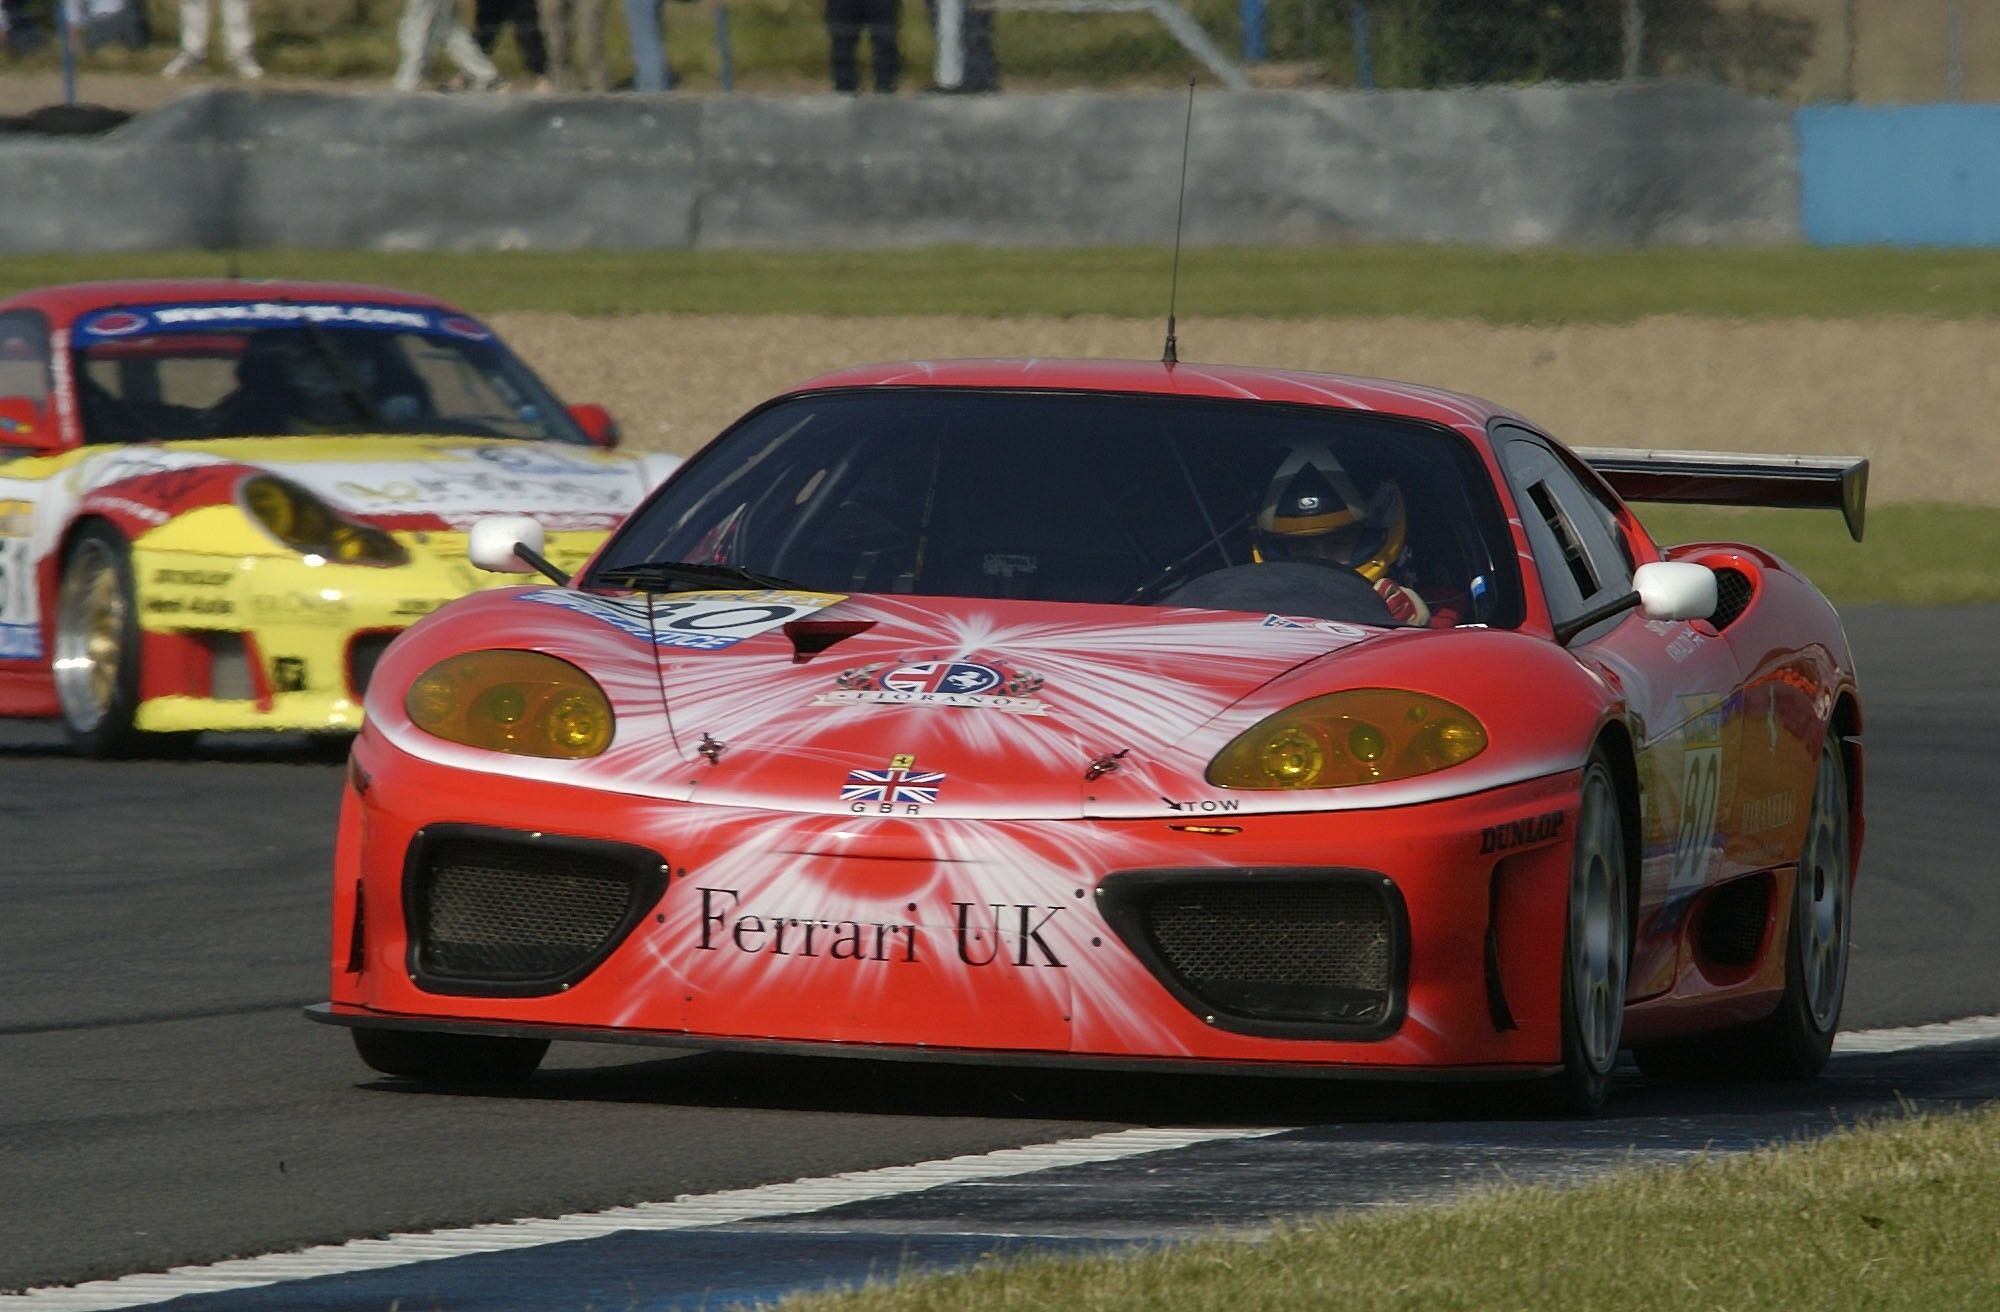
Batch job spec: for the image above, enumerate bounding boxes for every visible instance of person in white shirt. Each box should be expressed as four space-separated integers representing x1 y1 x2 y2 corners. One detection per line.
161 0 262 77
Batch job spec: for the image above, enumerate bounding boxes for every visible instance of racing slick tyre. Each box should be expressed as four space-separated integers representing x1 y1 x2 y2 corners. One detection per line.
352 1028 550 1084
1633 729 1851 1082
54 524 145 758
1536 753 1632 1116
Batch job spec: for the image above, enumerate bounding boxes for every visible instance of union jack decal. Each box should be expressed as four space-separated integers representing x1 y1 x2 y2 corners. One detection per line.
841 764 946 806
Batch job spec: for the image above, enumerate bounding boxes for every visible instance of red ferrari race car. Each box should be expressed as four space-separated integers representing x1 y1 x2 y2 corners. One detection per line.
310 360 1866 1113
0 280 677 754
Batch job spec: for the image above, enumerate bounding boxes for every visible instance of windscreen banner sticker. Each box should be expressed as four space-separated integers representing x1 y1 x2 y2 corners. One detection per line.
0 536 39 659
1261 614 1371 640
520 589 846 651
72 303 486 344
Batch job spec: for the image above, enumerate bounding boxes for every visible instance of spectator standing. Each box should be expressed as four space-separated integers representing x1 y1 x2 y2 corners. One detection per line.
621 0 673 91
541 0 609 90
0 0 45 54
925 0 996 91
394 0 501 90
161 0 262 77
474 0 549 89
826 0 897 92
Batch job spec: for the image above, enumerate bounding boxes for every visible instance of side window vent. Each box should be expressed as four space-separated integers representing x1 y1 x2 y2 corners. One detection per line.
1525 480 1598 598
1711 567 1755 629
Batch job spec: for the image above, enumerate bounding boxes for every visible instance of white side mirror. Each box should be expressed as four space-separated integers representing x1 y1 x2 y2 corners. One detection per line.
1633 561 1717 623
468 515 546 574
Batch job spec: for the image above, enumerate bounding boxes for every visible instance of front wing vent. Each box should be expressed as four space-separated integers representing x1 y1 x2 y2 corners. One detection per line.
1097 869 1407 1039
404 825 668 996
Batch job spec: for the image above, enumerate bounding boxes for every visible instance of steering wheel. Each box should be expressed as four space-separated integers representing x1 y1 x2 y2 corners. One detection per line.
1159 560 1394 626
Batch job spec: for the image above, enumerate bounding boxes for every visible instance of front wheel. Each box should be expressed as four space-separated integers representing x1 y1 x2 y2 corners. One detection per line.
54 525 144 758
1539 755 1631 1115
352 1028 549 1084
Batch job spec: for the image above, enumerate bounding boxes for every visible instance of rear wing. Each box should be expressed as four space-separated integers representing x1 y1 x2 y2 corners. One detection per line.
1573 448 1868 543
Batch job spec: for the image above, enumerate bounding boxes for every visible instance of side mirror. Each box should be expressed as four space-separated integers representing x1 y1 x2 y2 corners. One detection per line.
0 396 59 452
468 515 546 574
568 403 620 449
1633 561 1717 623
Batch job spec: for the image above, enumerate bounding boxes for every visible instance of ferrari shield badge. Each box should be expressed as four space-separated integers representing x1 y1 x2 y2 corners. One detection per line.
816 658 1048 715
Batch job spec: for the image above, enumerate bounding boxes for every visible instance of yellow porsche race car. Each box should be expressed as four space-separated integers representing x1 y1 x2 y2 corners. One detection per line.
0 280 677 755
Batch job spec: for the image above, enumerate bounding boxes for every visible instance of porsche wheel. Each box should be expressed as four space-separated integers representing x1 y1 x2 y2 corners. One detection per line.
352 1028 549 1084
54 525 144 758
1541 755 1631 1115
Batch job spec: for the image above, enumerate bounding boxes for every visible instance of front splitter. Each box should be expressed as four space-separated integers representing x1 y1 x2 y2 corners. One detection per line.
305 1003 1557 1083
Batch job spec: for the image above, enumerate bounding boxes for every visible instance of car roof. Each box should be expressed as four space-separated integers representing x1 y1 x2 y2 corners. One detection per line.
787 358 1521 435
1 280 458 322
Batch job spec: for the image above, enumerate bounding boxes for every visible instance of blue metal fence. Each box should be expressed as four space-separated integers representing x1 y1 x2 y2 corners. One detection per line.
1799 104 2000 247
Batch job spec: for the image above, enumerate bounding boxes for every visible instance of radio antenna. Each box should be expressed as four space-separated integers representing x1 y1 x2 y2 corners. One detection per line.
1161 78 1195 366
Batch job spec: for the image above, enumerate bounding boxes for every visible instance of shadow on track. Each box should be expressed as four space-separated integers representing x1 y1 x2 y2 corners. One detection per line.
349 1038 2000 1138
0 721 350 764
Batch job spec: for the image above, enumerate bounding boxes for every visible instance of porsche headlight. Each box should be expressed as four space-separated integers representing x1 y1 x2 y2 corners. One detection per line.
405 651 614 759
240 474 406 567
1206 689 1487 790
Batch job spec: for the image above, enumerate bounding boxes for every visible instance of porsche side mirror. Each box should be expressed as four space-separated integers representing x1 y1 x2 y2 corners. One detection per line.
568 403 620 449
0 396 58 452
469 514 548 574
1633 561 1718 623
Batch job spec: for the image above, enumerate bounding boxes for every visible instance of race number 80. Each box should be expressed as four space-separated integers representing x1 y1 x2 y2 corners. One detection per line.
519 588 847 652
646 598 808 649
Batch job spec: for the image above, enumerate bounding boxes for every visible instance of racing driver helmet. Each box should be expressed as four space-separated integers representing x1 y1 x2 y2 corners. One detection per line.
231 330 363 431
1252 444 1408 583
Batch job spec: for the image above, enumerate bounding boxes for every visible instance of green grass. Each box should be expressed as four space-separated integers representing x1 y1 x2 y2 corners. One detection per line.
1638 503 2000 606
12 247 2000 321
773 1104 2000 1312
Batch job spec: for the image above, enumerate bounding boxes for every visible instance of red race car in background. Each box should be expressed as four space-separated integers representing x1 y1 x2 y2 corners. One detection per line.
310 360 1867 1113
0 281 677 754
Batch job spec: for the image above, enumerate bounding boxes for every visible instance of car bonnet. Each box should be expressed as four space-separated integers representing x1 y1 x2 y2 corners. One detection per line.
58 436 647 537
514 589 1385 819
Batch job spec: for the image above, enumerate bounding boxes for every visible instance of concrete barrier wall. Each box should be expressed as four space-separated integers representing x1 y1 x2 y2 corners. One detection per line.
0 83 1800 252
1799 104 2000 246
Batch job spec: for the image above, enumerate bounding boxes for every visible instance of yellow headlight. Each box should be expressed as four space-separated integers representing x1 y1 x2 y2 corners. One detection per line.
239 474 407 567
1207 689 1487 790
243 476 298 538
405 651 615 759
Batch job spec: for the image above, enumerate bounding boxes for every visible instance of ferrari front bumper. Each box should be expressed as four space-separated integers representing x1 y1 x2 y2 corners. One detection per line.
326 732 1587 1074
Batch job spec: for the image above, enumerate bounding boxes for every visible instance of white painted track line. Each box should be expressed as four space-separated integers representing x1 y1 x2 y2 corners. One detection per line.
1832 1012 2000 1054
7 1012 1998 1309
0 1126 1288 1309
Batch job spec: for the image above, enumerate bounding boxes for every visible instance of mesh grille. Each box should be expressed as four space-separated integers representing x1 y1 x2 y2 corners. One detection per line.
1699 874 1768 969
415 837 642 983
1711 567 1755 629
1144 881 1393 1025
347 633 397 698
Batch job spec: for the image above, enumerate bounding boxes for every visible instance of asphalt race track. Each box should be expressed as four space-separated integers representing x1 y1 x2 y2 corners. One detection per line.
3 604 1998 1304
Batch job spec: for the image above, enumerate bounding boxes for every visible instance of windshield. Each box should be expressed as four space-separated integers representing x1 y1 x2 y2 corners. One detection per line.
70 301 584 445
596 389 1524 628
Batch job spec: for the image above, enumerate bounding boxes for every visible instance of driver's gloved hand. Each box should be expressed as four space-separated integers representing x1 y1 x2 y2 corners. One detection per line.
1373 578 1431 626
